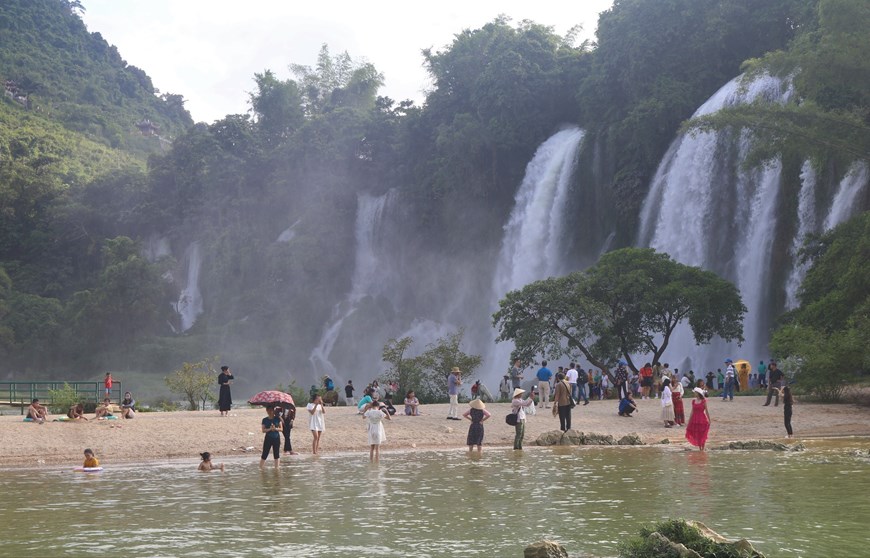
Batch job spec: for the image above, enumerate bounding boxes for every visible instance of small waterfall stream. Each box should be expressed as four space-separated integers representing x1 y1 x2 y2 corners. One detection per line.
174 241 203 332
486 127 586 376
309 191 393 377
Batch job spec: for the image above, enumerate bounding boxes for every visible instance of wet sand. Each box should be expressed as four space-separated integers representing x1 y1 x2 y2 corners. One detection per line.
3 395 869 467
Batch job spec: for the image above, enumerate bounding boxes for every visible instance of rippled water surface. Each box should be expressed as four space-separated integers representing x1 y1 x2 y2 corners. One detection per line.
2 441 869 557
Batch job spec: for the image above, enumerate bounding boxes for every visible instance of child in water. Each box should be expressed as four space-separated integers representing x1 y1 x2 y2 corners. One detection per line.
198 452 224 472
83 449 100 468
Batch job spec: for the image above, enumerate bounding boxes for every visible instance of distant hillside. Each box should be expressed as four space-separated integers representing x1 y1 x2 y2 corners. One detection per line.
0 0 192 159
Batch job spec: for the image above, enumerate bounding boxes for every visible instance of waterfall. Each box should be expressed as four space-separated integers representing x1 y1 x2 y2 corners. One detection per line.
309 191 393 377
784 161 817 310
637 73 792 370
486 127 585 376
174 241 203 332
824 162 869 231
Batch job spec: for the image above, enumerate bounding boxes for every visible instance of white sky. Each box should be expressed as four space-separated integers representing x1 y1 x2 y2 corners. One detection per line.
80 0 614 123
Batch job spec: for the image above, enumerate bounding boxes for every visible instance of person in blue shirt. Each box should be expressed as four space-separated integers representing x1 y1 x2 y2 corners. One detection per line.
536 361 553 409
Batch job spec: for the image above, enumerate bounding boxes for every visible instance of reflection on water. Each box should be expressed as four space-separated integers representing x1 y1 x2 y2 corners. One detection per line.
1 442 869 557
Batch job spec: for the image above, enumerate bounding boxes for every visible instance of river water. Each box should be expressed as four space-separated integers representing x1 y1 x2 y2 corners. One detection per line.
2 441 868 557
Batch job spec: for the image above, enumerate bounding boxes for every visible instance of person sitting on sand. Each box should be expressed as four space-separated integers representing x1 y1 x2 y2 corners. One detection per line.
27 399 48 423
68 403 88 421
403 391 420 416
83 448 99 468
120 392 136 419
94 398 113 419
198 452 224 472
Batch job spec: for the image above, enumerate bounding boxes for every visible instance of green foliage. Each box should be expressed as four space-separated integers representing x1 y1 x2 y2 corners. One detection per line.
380 330 481 402
618 519 760 558
0 0 192 156
687 0 870 166
47 382 80 414
493 249 745 376
274 379 307 408
587 248 746 371
164 356 219 411
771 212 869 400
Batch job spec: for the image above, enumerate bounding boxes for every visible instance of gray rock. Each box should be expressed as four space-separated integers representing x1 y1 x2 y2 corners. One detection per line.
562 429 584 445
524 540 568 558
617 433 644 446
647 532 703 558
583 433 615 445
712 440 804 452
687 520 766 557
658 438 670 444
535 430 564 446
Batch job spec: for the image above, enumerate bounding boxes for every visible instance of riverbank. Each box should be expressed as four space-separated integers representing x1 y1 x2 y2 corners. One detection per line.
3 395 869 467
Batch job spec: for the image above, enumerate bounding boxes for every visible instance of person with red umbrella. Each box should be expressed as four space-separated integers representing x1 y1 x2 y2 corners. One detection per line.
260 406 283 469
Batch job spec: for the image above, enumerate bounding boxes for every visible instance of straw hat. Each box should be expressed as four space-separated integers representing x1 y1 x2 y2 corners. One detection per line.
451 366 460 373
469 398 485 410
693 387 706 396
512 388 526 397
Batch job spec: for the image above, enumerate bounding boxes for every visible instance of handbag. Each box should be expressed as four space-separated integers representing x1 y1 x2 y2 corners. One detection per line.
505 411 519 426
563 381 576 408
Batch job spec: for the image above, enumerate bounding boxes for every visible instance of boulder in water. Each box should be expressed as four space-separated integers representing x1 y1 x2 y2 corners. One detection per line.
584 433 615 445
620 519 766 558
712 440 803 451
535 430 564 446
524 539 568 558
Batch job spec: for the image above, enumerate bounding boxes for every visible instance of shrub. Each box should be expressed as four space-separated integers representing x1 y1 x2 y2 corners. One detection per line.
47 383 81 414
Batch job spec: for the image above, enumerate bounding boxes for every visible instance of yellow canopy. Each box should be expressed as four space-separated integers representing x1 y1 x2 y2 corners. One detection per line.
734 360 752 374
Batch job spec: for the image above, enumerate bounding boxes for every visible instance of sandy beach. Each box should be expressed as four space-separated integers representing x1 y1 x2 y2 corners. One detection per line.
3 396 869 468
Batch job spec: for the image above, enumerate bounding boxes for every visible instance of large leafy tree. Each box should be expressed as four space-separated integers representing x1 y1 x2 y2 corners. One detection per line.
493 249 745 376
587 248 746 371
771 212 869 400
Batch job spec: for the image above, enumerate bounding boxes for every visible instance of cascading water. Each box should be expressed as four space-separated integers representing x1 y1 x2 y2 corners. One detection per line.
824 162 868 231
486 127 585 378
309 191 393 378
784 161 817 310
637 73 793 370
174 241 203 332
784 161 869 309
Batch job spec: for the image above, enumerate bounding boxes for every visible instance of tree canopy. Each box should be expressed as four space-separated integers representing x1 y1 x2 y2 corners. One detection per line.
493 248 746 375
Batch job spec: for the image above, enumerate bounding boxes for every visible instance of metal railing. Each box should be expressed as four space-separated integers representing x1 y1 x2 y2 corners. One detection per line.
0 382 123 414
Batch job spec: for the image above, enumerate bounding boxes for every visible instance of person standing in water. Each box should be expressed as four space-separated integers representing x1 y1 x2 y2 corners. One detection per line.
307 394 325 455
463 398 491 454
685 387 711 451
363 400 391 462
511 388 536 450
782 385 795 438
260 406 282 469
217 365 234 417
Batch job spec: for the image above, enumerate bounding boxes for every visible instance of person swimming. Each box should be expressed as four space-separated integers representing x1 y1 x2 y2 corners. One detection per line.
198 452 224 472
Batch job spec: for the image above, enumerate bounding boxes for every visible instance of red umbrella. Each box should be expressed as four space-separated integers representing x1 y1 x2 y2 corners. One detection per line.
248 390 295 409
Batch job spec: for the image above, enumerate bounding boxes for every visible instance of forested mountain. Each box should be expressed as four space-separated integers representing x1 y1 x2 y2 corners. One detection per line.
0 0 866 397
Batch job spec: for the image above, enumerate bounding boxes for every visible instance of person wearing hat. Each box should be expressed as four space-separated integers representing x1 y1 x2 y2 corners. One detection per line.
721 359 735 401
510 388 536 450
462 398 492 454
447 367 462 420
685 387 711 451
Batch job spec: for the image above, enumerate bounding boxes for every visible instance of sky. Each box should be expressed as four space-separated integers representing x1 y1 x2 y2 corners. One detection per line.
80 0 614 123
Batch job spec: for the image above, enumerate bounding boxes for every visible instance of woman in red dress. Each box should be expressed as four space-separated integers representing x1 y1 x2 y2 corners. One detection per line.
672 380 686 425
685 387 711 451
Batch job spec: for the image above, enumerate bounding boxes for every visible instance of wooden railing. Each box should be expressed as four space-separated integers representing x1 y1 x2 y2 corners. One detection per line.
0 382 123 414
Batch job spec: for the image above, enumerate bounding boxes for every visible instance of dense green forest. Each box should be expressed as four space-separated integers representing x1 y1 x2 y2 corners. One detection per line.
0 0 866 395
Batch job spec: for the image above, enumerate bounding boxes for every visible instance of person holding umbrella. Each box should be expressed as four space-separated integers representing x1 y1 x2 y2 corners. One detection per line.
260 405 283 468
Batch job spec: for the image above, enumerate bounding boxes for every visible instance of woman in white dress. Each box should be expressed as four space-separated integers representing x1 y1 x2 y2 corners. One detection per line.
363 400 391 462
307 394 326 455
661 377 676 428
